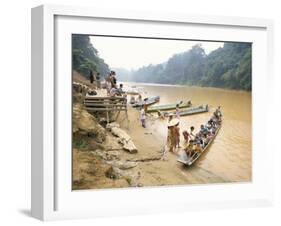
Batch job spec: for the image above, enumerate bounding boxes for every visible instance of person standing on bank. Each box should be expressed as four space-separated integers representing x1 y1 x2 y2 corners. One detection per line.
174 122 181 149
175 104 180 119
89 70 94 84
105 73 112 95
111 71 117 88
140 106 146 128
96 72 101 89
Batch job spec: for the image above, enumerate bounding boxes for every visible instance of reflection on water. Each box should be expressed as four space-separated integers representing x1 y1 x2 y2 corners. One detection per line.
125 82 252 182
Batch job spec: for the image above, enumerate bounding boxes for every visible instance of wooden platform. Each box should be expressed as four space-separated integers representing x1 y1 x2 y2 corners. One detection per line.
84 96 128 123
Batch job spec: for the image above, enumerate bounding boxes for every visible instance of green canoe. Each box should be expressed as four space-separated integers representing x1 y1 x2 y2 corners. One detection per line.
163 105 208 117
177 104 209 116
146 101 192 113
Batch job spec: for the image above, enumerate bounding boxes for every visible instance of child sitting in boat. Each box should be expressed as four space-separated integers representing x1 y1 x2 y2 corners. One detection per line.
182 130 190 144
200 124 209 136
184 140 194 157
206 120 213 130
202 134 211 147
190 142 203 159
183 126 195 143
214 106 223 118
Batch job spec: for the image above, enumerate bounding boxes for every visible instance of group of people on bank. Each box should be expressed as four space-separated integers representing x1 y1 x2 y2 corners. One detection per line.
105 71 124 97
89 70 124 97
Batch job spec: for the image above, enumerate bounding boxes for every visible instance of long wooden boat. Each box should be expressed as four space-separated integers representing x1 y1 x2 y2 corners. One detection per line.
123 87 140 95
163 105 208 117
146 101 192 113
125 91 140 95
131 96 160 107
177 105 208 116
177 121 222 166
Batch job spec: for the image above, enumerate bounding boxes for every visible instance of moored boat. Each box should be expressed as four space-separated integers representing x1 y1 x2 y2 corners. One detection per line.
132 96 160 107
123 87 140 95
177 104 208 116
162 105 208 117
146 101 192 113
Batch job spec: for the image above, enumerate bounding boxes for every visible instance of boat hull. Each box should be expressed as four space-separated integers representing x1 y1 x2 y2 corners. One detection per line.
146 102 192 113
132 96 160 107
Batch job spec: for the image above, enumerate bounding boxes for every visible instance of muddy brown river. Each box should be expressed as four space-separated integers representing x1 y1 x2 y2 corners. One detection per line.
125 82 252 183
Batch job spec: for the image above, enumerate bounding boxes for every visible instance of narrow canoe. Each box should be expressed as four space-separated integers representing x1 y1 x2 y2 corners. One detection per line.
177 121 222 166
132 96 160 107
178 105 208 116
123 87 140 95
164 105 208 117
126 91 140 95
146 101 192 113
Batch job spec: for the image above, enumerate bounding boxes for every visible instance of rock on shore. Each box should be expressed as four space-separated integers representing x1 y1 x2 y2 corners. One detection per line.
108 123 138 153
73 103 106 143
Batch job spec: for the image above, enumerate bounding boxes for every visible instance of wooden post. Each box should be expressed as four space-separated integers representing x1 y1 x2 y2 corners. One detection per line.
83 96 128 125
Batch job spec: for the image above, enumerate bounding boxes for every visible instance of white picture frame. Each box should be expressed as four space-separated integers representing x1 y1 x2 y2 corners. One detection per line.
31 4 274 221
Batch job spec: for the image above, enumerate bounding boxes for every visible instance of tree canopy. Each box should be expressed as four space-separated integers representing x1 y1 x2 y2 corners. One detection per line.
127 43 252 91
72 35 110 77
72 35 252 91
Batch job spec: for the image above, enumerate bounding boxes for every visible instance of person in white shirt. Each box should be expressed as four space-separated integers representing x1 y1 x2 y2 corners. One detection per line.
140 106 146 128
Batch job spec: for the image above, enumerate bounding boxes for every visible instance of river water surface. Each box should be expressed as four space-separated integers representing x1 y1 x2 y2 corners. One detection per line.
125 82 252 183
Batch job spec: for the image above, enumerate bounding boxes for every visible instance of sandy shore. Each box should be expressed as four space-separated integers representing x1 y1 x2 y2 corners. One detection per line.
117 107 228 187
73 103 228 190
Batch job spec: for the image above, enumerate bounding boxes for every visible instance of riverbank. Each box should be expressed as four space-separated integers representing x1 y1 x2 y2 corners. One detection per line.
73 104 228 190
72 73 251 190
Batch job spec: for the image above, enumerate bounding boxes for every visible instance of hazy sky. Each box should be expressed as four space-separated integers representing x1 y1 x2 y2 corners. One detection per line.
90 36 224 70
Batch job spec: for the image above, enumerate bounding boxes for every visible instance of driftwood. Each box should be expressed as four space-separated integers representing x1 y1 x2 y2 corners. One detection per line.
106 148 124 152
111 127 138 153
127 156 162 162
106 160 138 170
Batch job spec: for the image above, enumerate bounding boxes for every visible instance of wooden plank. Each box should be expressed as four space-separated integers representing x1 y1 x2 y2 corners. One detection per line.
84 96 125 100
85 103 127 107
84 99 126 102
86 108 127 112
84 101 125 105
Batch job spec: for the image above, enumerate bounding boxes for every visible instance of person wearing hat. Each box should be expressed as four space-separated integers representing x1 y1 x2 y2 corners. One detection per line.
167 118 179 152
